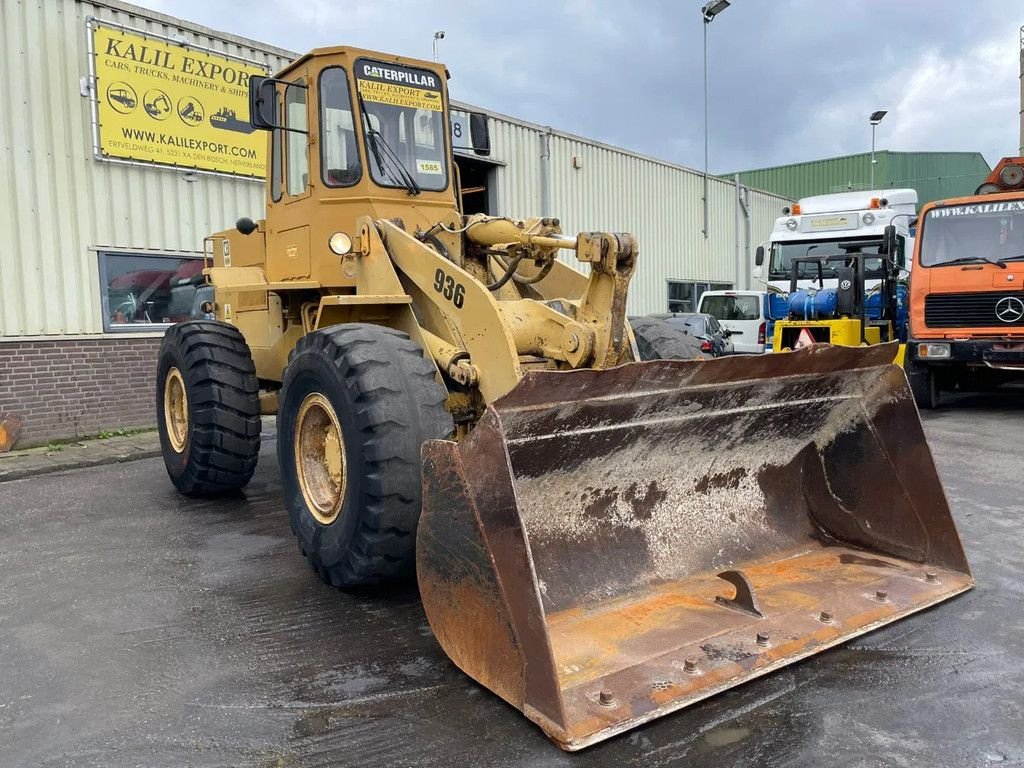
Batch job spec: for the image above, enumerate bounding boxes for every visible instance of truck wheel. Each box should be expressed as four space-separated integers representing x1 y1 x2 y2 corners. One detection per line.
278 324 454 587
157 321 262 495
907 363 940 410
629 317 707 360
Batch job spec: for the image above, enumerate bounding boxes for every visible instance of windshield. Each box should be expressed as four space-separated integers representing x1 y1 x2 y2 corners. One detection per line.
701 294 760 321
920 202 1024 266
355 59 448 192
770 237 885 281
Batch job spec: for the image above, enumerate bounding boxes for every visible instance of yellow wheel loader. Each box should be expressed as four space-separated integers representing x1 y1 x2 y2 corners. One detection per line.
156 46 973 750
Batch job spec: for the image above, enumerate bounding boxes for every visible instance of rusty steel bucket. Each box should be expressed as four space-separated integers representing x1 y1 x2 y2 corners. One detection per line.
417 344 973 751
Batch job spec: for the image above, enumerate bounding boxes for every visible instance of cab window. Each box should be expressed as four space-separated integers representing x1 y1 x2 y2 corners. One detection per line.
354 59 449 192
319 68 361 187
285 82 308 196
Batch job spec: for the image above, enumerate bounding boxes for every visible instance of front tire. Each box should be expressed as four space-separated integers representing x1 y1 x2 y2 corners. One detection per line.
907 361 940 410
278 324 453 587
157 321 262 495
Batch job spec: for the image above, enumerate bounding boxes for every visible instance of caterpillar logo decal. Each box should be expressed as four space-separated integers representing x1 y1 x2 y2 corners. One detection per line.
356 59 443 112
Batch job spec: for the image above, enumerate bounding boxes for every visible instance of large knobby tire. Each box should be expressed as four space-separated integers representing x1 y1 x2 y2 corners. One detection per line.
629 316 708 360
278 324 453 588
907 361 940 410
157 321 262 495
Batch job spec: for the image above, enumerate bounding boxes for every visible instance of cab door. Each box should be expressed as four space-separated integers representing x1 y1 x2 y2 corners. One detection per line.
265 69 313 283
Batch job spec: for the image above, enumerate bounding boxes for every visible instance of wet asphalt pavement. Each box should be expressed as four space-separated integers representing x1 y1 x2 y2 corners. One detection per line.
1 393 1022 768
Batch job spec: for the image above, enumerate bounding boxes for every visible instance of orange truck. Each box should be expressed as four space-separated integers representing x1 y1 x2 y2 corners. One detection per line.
905 157 1024 407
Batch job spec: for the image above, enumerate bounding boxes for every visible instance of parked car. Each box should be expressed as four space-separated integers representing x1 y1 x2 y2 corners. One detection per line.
651 312 734 356
697 290 788 354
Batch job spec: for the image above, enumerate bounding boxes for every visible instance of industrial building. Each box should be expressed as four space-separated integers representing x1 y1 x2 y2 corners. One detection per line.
0 0 789 445
728 151 992 207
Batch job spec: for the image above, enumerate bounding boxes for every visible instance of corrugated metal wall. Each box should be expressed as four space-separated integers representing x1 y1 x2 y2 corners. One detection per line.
485 115 788 316
729 151 992 208
0 0 292 337
1 0 787 336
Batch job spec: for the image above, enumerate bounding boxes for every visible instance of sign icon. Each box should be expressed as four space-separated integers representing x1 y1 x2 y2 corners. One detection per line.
209 107 255 134
794 328 817 349
106 82 138 114
177 96 205 127
995 296 1024 323
143 89 172 120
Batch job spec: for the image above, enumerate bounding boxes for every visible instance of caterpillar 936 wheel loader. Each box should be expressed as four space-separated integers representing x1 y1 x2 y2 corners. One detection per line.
155 46 973 750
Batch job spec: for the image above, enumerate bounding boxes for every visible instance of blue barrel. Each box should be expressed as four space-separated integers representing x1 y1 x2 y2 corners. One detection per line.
787 289 838 320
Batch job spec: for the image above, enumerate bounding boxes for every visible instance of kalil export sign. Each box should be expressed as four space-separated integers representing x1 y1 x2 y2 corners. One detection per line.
90 21 269 178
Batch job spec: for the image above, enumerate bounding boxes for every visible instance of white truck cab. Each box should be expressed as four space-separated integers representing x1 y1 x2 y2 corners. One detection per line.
754 189 917 293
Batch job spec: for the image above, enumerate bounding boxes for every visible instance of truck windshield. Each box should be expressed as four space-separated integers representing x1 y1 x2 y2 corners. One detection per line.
770 237 885 281
919 203 1024 266
354 59 448 192
701 294 760 321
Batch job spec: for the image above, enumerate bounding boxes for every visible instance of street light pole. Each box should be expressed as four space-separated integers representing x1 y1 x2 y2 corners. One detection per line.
432 31 445 62
701 0 730 239
869 110 887 190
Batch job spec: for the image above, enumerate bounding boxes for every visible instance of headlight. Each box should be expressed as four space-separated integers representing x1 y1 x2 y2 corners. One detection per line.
785 218 798 231
917 343 950 359
862 212 875 225
328 231 353 256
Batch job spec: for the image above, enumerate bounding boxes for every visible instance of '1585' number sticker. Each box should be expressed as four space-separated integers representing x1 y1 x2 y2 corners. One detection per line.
433 268 465 308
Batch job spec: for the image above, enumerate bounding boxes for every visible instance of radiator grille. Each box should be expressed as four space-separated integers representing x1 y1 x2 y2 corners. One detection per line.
924 291 1024 328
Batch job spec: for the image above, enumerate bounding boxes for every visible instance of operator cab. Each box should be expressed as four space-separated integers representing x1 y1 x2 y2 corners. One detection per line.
244 47 489 286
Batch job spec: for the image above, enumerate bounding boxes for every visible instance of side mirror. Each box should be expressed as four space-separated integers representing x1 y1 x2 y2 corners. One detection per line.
469 111 490 156
755 245 765 267
248 76 279 131
882 224 898 257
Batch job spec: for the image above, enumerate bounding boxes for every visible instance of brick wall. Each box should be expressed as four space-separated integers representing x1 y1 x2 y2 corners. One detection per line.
0 338 162 447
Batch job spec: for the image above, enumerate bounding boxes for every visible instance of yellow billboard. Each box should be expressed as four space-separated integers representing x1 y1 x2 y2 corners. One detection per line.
91 23 269 178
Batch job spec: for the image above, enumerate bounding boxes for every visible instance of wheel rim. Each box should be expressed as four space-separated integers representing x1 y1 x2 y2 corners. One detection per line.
294 392 347 524
164 367 189 452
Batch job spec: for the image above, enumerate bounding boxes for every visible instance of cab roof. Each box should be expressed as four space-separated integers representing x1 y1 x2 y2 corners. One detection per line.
276 46 450 81
797 189 918 214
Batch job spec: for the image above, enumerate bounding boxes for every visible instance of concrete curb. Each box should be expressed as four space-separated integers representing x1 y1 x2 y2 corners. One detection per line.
0 433 162 483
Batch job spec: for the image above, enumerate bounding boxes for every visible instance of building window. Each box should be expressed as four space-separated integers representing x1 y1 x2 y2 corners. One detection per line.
666 280 732 313
98 251 206 332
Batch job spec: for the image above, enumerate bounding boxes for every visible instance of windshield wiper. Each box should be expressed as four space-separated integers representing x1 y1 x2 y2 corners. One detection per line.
1000 253 1024 262
356 93 420 196
942 256 1007 269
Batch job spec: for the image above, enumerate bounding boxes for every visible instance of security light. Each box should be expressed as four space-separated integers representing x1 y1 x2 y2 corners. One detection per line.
701 0 730 21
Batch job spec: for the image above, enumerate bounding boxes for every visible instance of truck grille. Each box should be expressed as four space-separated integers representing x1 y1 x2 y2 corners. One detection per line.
924 291 1024 328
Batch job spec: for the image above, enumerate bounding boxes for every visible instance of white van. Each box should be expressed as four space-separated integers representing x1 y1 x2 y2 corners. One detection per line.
697 290 784 355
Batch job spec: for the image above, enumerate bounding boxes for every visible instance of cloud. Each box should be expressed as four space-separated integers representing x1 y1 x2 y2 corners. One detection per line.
133 0 1024 171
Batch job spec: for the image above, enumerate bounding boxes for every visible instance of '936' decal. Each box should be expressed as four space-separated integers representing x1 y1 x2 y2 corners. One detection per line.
433 268 465 308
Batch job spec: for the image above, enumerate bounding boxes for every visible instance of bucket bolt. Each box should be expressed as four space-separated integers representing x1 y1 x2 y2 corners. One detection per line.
925 572 938 583
875 589 888 602
818 610 833 624
756 632 770 647
683 658 700 674
598 689 616 707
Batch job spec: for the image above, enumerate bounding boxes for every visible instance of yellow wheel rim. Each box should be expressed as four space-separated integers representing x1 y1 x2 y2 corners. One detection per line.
164 367 189 453
294 392 347 524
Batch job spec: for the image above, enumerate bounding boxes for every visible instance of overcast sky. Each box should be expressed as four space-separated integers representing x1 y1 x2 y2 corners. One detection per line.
142 0 1022 172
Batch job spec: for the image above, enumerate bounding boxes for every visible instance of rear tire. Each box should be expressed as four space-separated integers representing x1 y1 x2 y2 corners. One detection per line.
157 321 262 495
629 317 707 360
278 324 453 587
907 361 940 410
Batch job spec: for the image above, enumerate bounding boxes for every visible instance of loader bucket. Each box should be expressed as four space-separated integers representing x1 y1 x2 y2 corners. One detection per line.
417 343 973 751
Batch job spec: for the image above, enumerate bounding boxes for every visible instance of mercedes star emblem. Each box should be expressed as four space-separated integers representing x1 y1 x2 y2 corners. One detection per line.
995 296 1024 323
